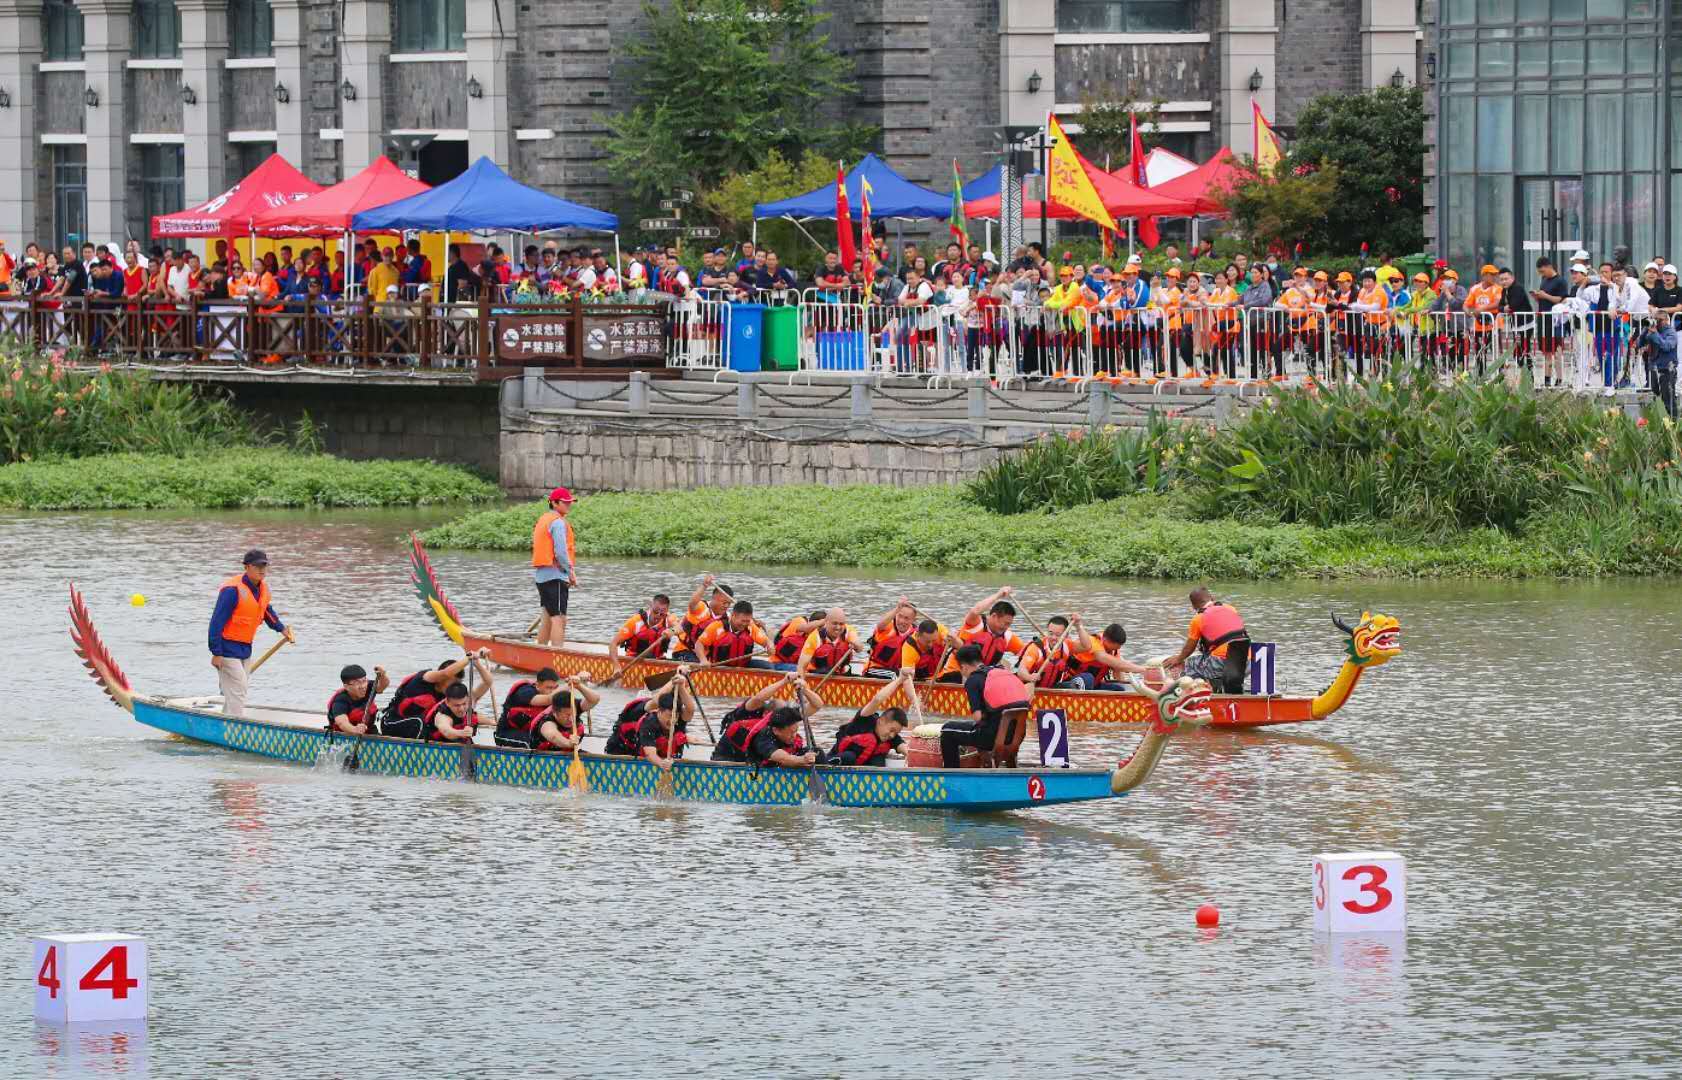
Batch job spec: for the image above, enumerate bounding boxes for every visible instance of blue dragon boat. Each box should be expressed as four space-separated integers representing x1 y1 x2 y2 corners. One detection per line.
70 585 1202 813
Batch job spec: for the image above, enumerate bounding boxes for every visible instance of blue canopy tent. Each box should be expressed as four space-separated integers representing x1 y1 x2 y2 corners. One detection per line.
352 156 617 233
753 154 951 222
959 164 1002 202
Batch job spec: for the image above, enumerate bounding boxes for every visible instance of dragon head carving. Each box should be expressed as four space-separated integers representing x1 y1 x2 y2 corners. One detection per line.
1333 611 1402 667
1132 673 1214 733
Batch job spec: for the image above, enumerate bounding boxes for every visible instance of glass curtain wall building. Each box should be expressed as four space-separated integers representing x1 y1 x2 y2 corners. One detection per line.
1434 0 1676 268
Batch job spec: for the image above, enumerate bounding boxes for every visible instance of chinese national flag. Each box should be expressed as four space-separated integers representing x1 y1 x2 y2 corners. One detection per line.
1129 110 1160 250
835 165 857 273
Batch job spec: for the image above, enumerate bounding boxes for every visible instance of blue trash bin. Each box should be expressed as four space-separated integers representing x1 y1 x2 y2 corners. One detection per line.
816 330 867 371
727 303 765 372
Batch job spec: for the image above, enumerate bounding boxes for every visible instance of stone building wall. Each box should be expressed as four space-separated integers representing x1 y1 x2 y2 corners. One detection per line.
1273 0 1362 127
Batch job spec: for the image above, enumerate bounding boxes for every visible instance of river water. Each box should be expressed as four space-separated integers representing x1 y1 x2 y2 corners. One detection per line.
1 509 1679 1078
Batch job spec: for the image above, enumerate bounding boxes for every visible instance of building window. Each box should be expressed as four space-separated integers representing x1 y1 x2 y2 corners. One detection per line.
139 145 185 231
52 146 88 251
1057 1 1192 32
132 0 181 59
229 0 273 58
43 0 84 61
394 0 466 53
230 141 276 182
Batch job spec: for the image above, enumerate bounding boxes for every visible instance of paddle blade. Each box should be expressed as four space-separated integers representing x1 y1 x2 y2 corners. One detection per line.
68 584 136 713
568 748 589 793
410 533 466 646
641 670 677 696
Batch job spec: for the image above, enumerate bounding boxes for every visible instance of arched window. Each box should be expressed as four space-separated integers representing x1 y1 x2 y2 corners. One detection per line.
43 0 84 62
229 0 273 58
131 0 181 60
394 0 466 53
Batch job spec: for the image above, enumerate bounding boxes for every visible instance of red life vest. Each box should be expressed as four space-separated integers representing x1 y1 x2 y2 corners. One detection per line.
528 709 581 751
704 624 758 665
772 620 807 665
1030 639 1071 687
906 638 945 680
1196 602 1248 650
718 708 773 762
806 629 852 674
624 610 666 658
676 606 717 653
392 670 442 719
609 705 686 759
326 688 375 730
499 680 546 733
422 698 476 743
866 627 911 671
833 729 896 766
967 627 1013 667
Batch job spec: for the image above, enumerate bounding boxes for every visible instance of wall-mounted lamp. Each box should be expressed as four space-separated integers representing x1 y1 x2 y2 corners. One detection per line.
1390 67 1406 89
0 87 11 109
466 75 483 99
180 84 197 105
1424 51 1437 80
84 86 99 107
1026 70 1042 94
274 83 290 104
340 79 356 102
1248 68 1263 92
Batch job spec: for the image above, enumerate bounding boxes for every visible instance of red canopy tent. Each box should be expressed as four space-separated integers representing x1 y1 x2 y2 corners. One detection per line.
248 156 431 236
150 153 323 238
1138 148 1243 216
964 149 1196 220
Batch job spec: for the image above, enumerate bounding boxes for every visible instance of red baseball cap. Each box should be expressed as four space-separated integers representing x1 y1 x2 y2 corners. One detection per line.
549 486 574 504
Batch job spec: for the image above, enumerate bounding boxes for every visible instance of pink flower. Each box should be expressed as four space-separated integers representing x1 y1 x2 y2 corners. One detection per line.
9 370 19 382
1637 416 1649 428
52 407 66 418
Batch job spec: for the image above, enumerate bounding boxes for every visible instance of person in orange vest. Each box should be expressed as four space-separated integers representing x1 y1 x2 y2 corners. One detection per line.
1165 586 1250 692
1154 267 1187 377
1276 267 1314 372
208 549 295 717
1349 268 1392 380
1463 263 1505 379
531 486 578 647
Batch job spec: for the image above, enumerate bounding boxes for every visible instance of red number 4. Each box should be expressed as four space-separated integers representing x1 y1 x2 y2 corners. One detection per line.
80 945 139 999
1342 864 1393 915
37 947 60 999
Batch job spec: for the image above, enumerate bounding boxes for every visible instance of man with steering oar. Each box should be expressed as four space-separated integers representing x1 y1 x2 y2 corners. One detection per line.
208 549 295 718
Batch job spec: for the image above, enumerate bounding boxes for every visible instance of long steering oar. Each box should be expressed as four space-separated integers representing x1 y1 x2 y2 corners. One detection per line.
246 634 289 676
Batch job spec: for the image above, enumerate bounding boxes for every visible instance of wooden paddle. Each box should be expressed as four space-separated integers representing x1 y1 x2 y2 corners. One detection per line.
796 701 828 803
603 627 672 688
641 646 771 695
246 634 290 675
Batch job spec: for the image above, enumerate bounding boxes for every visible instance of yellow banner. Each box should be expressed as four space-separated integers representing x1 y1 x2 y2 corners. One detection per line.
1046 115 1118 232
1254 102 1282 175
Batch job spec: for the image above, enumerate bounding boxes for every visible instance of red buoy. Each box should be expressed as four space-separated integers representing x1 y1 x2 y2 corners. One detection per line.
1195 904 1220 928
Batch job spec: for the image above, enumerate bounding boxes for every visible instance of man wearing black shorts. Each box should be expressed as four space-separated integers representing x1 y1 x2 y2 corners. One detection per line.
532 487 577 646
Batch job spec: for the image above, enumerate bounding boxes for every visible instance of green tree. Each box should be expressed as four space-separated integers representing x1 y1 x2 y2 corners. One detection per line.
1075 83 1165 171
603 0 874 209
1224 160 1344 256
699 150 837 268
1283 86 1425 255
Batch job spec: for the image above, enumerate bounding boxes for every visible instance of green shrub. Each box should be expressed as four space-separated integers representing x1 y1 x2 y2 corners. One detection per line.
0 450 500 510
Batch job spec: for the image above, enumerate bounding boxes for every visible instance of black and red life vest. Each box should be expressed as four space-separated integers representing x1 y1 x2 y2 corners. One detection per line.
805 628 852 674
527 708 582 751
498 680 546 735
392 670 443 720
866 626 912 671
703 623 758 665
608 699 686 759
905 638 945 680
422 698 477 743
832 728 899 767
326 688 376 730
716 706 774 762
1029 638 1071 687
624 610 667 658
772 620 807 665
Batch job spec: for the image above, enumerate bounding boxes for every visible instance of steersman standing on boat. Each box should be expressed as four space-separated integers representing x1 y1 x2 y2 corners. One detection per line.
208 549 294 718
532 487 577 648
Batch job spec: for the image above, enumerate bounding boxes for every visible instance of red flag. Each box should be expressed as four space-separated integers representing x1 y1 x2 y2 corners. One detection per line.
1129 110 1160 249
834 165 856 274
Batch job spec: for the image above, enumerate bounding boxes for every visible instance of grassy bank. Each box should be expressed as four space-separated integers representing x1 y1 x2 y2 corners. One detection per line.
418 485 1597 579
0 449 500 511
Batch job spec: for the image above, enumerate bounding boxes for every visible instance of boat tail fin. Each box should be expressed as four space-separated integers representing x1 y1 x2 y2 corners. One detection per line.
409 533 466 647
68 584 135 714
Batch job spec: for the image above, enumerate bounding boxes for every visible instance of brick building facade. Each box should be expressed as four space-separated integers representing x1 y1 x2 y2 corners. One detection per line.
0 0 1418 253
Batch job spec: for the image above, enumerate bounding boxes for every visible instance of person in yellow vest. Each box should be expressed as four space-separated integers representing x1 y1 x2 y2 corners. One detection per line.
207 549 294 718
532 486 578 647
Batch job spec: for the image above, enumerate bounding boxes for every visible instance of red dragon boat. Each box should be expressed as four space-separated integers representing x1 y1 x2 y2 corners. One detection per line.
410 536 1401 729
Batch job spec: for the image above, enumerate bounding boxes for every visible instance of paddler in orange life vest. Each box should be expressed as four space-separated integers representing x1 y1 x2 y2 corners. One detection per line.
713 673 823 764
611 593 674 661
383 652 483 740
671 574 733 662
327 664 389 736
1019 615 1075 689
934 586 1030 684
1165 586 1250 692
770 610 826 672
939 644 1033 768
696 599 773 668
604 672 699 770
208 548 295 718
507 670 601 752
1063 615 1155 690
796 607 859 678
531 486 577 648
493 667 597 749
825 671 911 767
861 596 919 679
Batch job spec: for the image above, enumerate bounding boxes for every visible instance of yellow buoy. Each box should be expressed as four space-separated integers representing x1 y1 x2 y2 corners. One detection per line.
130 594 147 607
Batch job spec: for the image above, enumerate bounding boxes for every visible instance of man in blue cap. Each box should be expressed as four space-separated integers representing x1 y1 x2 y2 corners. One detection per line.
208 549 294 717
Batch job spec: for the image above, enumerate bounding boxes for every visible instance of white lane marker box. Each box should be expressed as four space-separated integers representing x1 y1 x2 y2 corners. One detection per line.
1313 852 1406 933
33 934 149 1023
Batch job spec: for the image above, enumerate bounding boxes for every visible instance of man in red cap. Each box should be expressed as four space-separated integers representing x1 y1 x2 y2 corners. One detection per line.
532 487 578 647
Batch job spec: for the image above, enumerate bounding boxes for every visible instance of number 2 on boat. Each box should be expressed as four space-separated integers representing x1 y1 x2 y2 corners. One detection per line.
1027 776 1046 801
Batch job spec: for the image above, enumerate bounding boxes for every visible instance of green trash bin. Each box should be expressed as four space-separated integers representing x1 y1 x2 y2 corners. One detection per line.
762 305 800 371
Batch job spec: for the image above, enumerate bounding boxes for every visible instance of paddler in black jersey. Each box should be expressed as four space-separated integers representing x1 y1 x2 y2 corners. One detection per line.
604 672 699 770
713 673 824 763
382 651 484 739
826 671 911 767
327 664 390 736
525 674 602 752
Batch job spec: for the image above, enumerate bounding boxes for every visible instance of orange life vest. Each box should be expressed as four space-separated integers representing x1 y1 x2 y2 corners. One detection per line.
218 574 272 646
531 510 572 570
1195 602 1247 653
1358 285 1390 327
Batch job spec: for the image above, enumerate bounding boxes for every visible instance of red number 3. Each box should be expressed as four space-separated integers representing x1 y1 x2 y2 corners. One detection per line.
1313 863 1326 910
1342 864 1393 915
